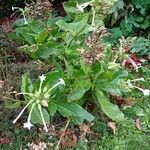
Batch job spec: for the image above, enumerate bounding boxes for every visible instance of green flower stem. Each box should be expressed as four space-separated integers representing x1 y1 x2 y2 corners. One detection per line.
38 104 48 132
55 118 70 150
27 103 36 123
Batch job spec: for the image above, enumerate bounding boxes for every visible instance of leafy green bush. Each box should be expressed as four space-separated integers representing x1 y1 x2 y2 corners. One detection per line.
7 0 149 133
131 37 150 58
104 0 150 58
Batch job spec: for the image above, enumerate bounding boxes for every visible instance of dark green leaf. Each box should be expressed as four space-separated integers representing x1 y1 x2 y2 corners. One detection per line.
21 72 33 93
4 101 21 109
48 101 57 116
55 101 94 124
31 105 50 124
67 88 85 102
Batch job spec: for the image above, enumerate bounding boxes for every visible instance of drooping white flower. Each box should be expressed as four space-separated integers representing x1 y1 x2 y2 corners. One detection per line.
132 86 150 96
23 121 33 130
39 74 46 82
128 77 145 83
12 6 20 11
23 103 36 130
39 74 46 93
77 1 92 12
13 100 33 124
58 78 65 85
38 104 48 132
45 78 65 95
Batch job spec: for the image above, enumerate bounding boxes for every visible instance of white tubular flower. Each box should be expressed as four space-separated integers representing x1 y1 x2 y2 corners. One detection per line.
39 74 46 93
89 9 96 31
58 78 65 85
15 92 33 97
77 1 92 12
132 86 150 96
13 100 33 124
23 103 36 130
129 77 145 82
24 19 28 25
46 78 65 94
38 104 48 132
12 6 20 11
41 100 48 107
23 121 33 130
39 74 46 82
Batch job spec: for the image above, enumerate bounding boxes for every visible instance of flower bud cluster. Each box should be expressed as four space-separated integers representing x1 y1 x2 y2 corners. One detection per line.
26 0 52 20
79 27 110 65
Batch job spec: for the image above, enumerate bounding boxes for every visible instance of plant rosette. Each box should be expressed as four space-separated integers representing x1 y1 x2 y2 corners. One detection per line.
13 74 65 132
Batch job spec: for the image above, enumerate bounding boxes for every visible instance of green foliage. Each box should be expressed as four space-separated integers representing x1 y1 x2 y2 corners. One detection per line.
97 120 150 150
7 0 149 133
19 71 95 125
131 37 150 58
104 0 150 58
96 90 125 122
107 0 150 31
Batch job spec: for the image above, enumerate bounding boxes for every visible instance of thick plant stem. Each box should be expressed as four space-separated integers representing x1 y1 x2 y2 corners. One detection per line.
55 118 71 150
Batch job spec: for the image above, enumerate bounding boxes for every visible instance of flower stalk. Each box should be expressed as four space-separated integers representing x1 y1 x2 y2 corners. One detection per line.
38 104 48 132
23 103 36 130
13 100 33 124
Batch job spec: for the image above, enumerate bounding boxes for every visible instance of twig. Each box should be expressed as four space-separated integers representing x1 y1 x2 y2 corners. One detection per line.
55 118 70 150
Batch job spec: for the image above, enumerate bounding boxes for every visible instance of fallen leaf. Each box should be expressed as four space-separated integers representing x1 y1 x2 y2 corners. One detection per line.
135 118 141 130
79 123 93 134
0 137 10 144
0 80 4 88
60 129 77 150
107 122 116 135
111 95 135 107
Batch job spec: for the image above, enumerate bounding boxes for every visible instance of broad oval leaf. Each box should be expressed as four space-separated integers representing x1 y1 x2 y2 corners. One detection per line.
96 89 125 122
55 101 94 124
67 88 85 102
21 72 33 93
95 70 129 96
31 105 50 124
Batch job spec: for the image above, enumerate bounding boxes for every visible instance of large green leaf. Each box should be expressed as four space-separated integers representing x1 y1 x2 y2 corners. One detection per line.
96 89 125 122
73 78 92 92
48 101 57 116
80 59 91 76
64 59 73 79
95 70 129 96
15 28 36 45
56 17 89 36
36 29 49 44
31 105 50 124
67 77 92 102
67 88 85 102
55 101 94 124
21 72 33 93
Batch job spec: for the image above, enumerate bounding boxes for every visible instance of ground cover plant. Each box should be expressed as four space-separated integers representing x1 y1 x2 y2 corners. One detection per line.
0 0 150 149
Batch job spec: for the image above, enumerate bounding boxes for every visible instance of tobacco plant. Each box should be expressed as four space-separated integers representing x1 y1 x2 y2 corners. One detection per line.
8 0 150 131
